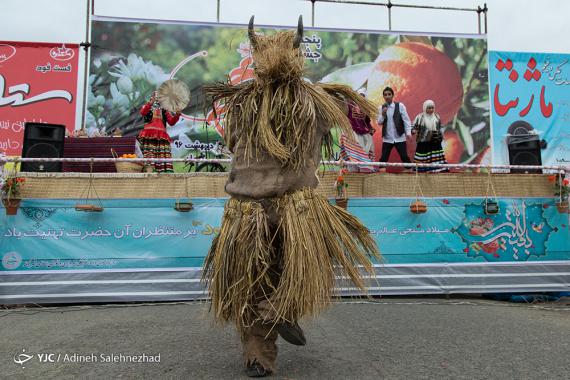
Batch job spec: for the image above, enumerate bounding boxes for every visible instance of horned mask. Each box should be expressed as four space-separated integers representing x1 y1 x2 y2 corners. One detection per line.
247 16 305 83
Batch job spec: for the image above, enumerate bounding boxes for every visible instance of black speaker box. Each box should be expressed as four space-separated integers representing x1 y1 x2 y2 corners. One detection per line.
507 135 542 174
20 123 65 172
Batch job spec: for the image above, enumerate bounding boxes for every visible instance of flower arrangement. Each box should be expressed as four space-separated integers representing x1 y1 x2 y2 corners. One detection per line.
334 168 349 199
548 173 569 213
1 173 25 215
1 174 25 199
548 173 569 202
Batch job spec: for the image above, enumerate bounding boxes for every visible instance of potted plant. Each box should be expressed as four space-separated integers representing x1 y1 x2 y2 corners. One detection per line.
1 174 25 215
548 173 569 213
334 168 349 209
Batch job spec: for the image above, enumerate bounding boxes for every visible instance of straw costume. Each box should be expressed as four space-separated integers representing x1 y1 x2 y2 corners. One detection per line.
202 16 380 377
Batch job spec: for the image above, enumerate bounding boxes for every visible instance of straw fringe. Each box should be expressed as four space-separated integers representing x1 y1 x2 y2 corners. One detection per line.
204 80 377 172
272 188 379 322
202 188 380 332
203 199 276 330
202 30 377 172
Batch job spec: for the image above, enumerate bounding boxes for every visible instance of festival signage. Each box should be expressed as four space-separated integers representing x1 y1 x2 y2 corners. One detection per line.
90 20 489 171
1 197 568 272
489 51 570 167
0 41 80 156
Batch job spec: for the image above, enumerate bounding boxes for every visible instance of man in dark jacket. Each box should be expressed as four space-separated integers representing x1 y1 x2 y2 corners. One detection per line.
377 86 412 170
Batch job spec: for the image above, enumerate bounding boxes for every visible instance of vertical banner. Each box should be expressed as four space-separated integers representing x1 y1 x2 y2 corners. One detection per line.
89 20 489 172
489 51 570 167
0 41 79 156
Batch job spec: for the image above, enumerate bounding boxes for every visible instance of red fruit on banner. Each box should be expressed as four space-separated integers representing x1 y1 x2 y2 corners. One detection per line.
443 130 465 164
367 42 463 125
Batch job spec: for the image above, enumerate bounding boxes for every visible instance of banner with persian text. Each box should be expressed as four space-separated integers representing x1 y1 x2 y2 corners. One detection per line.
1 197 568 272
90 20 489 172
0 41 80 155
489 50 570 167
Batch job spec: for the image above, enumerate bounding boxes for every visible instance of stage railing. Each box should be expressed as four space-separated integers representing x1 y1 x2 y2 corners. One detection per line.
1 157 568 174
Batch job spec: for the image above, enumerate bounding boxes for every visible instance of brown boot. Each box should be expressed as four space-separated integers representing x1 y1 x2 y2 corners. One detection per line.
242 321 278 377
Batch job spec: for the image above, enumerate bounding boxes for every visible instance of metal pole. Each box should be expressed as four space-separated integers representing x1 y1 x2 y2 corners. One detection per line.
217 0 220 23
387 0 392 31
477 5 481 34
308 0 388 6
311 0 316 27
304 0 476 13
483 3 488 34
79 0 93 131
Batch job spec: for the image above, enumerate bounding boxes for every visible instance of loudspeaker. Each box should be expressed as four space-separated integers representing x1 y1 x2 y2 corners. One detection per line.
507 135 542 174
21 123 65 172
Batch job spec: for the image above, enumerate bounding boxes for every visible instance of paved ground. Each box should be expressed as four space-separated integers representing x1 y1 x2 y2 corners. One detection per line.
1 297 569 379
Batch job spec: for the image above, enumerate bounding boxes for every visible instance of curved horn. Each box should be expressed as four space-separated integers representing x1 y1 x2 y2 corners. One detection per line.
293 15 304 48
248 15 257 47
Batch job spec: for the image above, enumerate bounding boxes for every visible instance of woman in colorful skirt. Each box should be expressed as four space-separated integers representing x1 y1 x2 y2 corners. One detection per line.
412 99 448 172
138 92 180 172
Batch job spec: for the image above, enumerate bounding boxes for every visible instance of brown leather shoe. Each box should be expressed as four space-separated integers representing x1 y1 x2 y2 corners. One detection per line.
276 321 306 346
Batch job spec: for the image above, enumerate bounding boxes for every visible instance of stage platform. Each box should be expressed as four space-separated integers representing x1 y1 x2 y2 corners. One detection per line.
1 171 568 305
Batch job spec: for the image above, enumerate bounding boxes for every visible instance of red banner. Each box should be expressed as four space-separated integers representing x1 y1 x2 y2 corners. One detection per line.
0 41 79 155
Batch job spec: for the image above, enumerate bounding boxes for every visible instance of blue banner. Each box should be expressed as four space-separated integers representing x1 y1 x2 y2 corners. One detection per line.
1 197 569 272
489 50 570 167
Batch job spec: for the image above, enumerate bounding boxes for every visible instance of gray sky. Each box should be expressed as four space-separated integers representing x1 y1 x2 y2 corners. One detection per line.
1 0 570 53
1 0 569 129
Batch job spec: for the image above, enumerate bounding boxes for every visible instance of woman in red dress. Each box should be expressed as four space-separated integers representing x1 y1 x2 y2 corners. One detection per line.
138 92 180 172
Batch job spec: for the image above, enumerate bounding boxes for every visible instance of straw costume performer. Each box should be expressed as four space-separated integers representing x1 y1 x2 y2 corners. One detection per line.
203 16 380 377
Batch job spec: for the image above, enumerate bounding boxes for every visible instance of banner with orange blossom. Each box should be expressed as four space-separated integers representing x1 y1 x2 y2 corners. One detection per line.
90 20 489 172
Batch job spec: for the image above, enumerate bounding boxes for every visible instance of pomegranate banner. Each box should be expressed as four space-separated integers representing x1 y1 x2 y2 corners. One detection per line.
0 41 79 156
90 20 489 172
489 51 570 167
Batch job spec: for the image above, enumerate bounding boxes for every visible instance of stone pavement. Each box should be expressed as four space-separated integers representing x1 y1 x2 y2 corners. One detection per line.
1 297 569 379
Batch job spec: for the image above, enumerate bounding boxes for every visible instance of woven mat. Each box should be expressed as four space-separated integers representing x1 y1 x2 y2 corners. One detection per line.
18 172 552 199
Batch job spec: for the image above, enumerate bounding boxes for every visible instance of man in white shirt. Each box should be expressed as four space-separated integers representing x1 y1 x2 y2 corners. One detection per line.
377 87 412 169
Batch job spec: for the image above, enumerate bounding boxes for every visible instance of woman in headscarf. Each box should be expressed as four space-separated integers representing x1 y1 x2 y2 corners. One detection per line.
412 99 447 172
